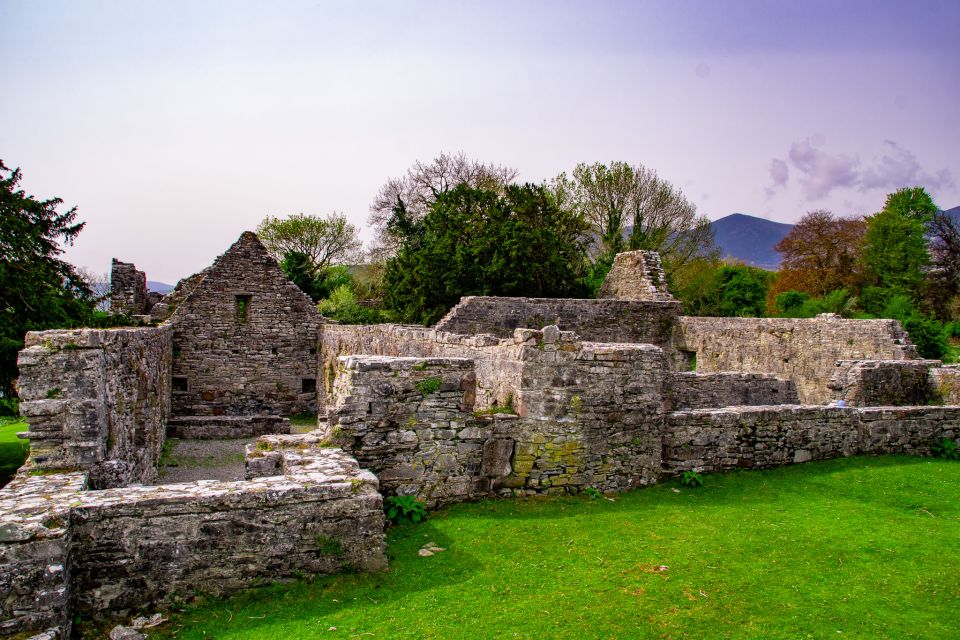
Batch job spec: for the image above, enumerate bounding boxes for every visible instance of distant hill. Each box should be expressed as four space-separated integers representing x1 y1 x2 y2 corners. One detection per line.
147 281 174 294
707 206 960 270
709 213 793 270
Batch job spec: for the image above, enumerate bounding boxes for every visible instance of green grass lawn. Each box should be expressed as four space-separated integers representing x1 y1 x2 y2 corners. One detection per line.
0 417 28 487
147 456 960 640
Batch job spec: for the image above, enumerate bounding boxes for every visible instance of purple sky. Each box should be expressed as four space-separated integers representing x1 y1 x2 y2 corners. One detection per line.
2 0 958 284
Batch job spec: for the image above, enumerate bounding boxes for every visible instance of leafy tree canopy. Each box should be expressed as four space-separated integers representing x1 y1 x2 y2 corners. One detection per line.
256 212 362 274
382 183 592 325
771 209 866 299
368 152 518 260
0 160 101 398
550 161 717 275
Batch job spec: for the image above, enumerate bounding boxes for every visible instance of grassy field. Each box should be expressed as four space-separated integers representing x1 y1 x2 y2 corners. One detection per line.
146 456 960 640
0 417 28 487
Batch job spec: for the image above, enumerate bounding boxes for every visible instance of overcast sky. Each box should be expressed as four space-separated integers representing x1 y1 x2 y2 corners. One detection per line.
2 0 958 283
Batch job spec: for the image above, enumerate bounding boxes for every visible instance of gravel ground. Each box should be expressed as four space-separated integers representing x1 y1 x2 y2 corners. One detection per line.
153 437 253 484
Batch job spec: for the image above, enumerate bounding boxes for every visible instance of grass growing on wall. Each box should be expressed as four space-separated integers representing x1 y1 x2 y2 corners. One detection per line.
0 417 28 487
150 456 959 640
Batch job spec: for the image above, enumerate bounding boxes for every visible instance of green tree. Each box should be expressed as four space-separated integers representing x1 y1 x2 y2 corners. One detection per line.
880 186 938 222
0 161 99 400
256 212 362 274
714 265 774 317
861 189 933 292
550 161 717 276
672 261 773 317
383 184 592 325
368 152 518 260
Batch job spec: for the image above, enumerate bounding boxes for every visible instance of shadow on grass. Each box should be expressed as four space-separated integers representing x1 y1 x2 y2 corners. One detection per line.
152 521 479 639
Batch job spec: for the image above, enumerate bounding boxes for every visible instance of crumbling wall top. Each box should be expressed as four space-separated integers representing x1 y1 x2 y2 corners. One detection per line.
598 250 675 302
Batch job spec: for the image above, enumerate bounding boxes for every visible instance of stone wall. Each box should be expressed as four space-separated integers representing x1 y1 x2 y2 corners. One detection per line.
16 327 172 488
0 472 85 637
167 415 291 439
675 315 918 404
667 372 798 411
169 232 325 418
0 449 385 635
432 296 683 360
321 324 523 411
829 359 940 406
325 330 668 505
930 365 960 404
109 258 149 316
598 250 675 301
663 405 959 474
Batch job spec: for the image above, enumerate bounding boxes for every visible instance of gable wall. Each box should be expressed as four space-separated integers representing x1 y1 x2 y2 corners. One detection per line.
169 232 324 416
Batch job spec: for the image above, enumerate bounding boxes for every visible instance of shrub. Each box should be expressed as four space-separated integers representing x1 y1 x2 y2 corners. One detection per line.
385 495 427 524
680 470 704 487
415 377 442 395
932 437 959 460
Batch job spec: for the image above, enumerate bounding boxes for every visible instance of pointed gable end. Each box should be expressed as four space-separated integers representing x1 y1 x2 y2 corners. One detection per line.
168 231 324 418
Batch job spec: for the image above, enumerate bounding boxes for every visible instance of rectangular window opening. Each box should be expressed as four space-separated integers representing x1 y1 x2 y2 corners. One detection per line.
302 378 317 394
235 294 252 322
172 376 189 392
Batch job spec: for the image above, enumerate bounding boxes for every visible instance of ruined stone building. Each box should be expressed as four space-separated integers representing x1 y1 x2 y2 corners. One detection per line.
2 238 959 638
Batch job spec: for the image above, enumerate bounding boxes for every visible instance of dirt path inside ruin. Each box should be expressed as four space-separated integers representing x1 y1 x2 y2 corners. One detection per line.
153 437 253 484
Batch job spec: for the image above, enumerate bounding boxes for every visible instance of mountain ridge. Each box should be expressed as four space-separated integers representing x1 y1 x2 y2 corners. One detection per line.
708 206 960 270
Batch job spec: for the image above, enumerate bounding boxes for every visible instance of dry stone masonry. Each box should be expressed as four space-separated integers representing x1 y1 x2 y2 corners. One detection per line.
169 232 325 419
598 250 675 301
4 239 960 638
16 327 172 488
675 315 918 403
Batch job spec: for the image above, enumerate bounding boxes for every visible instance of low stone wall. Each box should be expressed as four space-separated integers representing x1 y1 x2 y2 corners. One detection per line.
675 315 918 404
167 415 291 439
0 472 86 637
829 359 939 406
663 405 960 474
667 372 798 410
433 296 683 361
321 324 522 411
0 448 386 636
16 326 172 488
325 332 668 505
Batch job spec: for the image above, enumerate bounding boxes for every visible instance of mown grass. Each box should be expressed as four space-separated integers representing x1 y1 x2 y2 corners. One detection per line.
0 417 28 487
148 456 960 640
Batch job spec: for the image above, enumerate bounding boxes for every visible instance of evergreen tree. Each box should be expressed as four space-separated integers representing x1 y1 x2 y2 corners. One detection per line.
0 161 98 400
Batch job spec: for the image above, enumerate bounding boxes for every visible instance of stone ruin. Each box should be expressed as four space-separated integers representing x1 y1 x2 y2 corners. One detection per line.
2 240 959 638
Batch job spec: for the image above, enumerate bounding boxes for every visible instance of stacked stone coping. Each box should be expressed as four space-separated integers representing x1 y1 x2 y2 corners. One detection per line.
325 328 670 506
16 326 172 488
675 315 919 404
829 359 942 407
168 231 325 419
597 250 675 301
663 404 960 474
666 372 799 411
0 447 385 636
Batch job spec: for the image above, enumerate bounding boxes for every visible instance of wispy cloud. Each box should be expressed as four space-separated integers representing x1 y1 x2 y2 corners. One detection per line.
767 139 954 202
764 158 790 199
859 140 955 192
787 140 860 199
